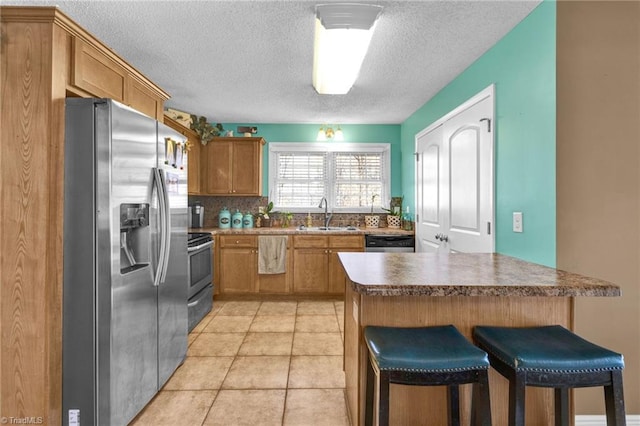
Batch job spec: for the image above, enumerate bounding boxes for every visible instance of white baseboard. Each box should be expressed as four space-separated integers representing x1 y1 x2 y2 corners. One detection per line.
575 415 640 425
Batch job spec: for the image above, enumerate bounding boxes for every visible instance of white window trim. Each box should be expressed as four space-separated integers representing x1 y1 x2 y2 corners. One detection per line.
269 142 391 213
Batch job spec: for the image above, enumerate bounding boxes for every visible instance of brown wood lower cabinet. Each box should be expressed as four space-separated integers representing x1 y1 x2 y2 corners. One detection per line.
293 234 364 295
217 233 363 296
258 238 292 294
293 246 330 293
218 234 293 294
219 235 258 293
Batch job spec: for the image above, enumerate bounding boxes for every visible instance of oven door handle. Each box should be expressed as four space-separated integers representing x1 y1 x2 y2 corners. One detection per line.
188 240 214 253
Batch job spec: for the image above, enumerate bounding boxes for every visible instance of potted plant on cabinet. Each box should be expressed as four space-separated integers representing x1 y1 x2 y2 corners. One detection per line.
364 194 380 228
382 196 403 228
190 115 224 145
258 201 274 227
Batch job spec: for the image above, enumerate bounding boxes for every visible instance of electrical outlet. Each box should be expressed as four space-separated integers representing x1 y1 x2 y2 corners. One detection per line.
513 212 523 233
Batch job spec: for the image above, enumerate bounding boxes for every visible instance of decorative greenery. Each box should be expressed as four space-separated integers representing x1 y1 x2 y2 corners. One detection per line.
259 201 274 219
382 196 403 216
190 115 224 145
280 211 293 228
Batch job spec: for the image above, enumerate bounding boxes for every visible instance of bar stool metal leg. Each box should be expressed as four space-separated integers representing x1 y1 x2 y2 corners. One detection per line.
604 370 626 426
509 371 526 426
378 370 390 426
554 387 569 426
365 357 375 426
446 385 460 426
471 370 492 426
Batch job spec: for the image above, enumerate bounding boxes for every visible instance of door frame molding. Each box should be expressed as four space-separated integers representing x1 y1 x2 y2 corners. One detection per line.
415 84 495 138
414 83 495 252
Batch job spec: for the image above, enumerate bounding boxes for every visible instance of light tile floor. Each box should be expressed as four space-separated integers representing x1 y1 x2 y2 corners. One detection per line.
131 299 349 426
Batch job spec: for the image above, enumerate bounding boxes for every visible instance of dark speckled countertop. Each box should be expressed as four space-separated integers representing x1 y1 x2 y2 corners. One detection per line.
338 252 620 297
193 227 414 236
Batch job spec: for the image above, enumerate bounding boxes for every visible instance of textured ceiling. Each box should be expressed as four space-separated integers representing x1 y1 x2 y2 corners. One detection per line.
4 0 541 124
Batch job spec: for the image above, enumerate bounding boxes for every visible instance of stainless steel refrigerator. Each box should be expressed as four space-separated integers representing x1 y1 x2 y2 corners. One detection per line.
62 99 188 426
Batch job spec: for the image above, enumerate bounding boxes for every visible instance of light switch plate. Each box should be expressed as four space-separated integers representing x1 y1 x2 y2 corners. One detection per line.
513 212 523 233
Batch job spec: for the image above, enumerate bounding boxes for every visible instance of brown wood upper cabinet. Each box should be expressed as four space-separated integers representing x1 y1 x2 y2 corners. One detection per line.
163 116 202 194
202 137 265 196
70 37 167 120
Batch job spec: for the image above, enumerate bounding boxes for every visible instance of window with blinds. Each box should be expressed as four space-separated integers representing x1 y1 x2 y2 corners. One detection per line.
274 152 327 207
269 143 390 212
334 153 383 208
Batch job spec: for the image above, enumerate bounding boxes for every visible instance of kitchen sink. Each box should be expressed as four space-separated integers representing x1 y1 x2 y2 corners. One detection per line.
300 226 358 231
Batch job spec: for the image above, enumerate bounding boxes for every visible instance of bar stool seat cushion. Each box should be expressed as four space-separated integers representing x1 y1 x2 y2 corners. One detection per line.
473 325 624 373
364 325 489 372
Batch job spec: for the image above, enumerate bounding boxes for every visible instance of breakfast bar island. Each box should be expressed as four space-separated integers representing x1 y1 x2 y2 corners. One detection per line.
338 252 620 425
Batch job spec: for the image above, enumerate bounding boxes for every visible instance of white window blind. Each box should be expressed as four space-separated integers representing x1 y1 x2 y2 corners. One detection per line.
269 143 390 212
334 153 383 208
274 152 327 208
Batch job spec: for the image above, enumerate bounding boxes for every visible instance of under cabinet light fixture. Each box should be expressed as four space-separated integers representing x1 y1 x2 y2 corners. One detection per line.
313 3 383 95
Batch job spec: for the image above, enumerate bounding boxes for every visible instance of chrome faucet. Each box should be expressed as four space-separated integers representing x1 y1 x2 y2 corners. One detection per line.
318 197 332 228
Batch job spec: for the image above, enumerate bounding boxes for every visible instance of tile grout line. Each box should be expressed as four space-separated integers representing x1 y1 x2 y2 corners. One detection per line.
281 300 300 425
196 303 229 426
199 301 259 425
179 300 348 426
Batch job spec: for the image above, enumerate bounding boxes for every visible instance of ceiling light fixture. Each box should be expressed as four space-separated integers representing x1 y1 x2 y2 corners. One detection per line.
317 125 344 141
313 3 383 95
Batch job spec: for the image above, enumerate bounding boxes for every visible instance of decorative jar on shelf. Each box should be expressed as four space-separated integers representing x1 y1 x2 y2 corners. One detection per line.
219 207 231 229
242 212 254 228
231 209 243 229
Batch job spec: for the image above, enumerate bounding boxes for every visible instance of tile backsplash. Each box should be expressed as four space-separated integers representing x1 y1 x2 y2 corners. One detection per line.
188 196 405 229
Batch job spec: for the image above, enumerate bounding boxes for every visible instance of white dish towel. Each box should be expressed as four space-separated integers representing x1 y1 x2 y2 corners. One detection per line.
258 235 287 274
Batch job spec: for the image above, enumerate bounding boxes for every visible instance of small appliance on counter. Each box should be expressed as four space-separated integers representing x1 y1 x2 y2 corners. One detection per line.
189 203 205 228
219 207 231 228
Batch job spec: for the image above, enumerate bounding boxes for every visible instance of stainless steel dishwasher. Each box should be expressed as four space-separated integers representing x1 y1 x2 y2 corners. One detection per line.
365 234 415 252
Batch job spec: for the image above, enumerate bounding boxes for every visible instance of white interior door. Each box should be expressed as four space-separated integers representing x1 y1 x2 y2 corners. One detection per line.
415 85 494 253
416 125 445 253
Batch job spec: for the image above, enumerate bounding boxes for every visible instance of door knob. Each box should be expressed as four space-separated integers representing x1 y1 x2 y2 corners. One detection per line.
441 235 449 242
435 233 441 241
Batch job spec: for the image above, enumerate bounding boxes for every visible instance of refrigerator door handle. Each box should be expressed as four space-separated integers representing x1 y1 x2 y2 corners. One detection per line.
153 167 168 287
158 169 171 284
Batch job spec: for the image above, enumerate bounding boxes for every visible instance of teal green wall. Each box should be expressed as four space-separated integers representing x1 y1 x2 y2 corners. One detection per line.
400 2 556 266
222 123 402 197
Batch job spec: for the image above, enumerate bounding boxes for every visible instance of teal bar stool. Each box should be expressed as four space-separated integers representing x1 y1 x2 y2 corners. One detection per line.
363 325 492 426
473 325 626 426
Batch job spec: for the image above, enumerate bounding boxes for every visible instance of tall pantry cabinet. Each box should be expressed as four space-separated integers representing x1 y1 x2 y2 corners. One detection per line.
1 7 169 425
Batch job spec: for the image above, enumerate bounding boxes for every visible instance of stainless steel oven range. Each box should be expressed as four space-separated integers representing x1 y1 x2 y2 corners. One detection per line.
187 232 214 332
